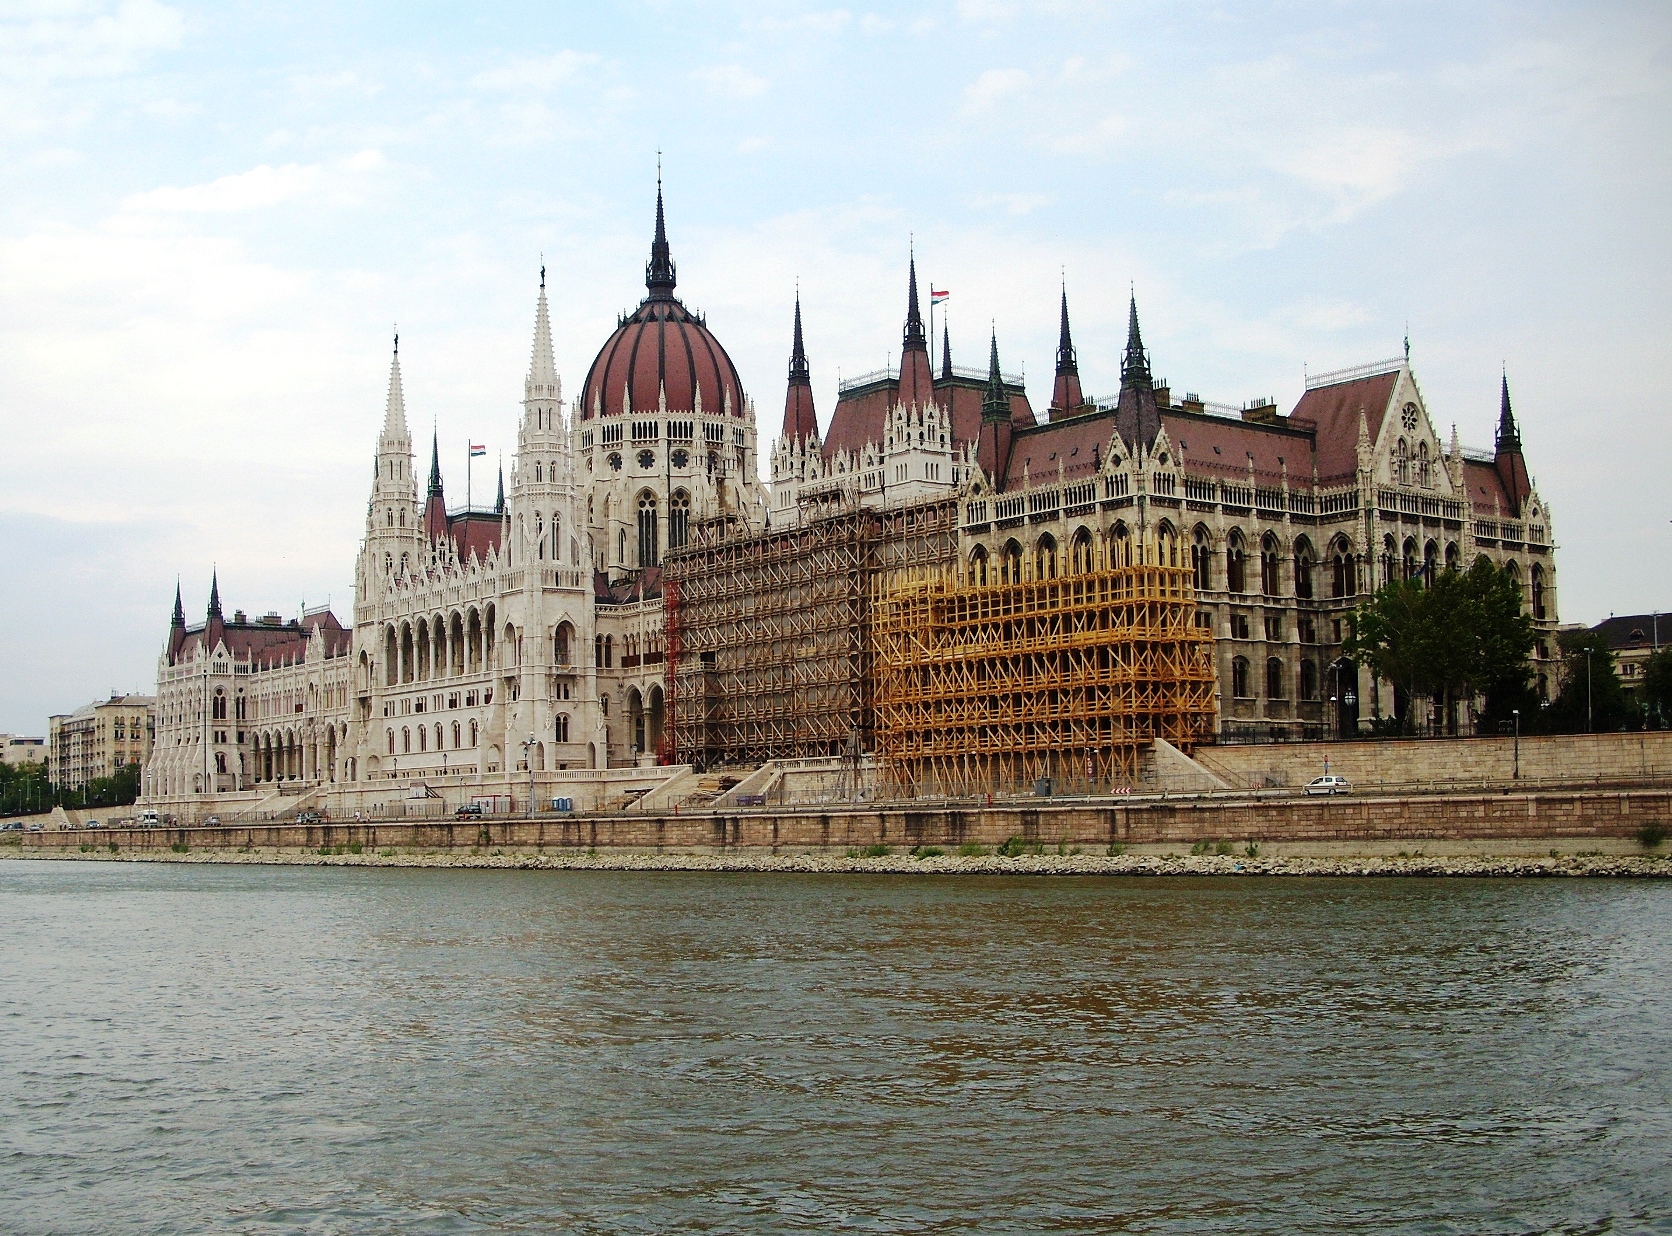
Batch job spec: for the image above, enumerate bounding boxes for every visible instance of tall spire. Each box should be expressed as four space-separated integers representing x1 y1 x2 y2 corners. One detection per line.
781 291 818 442
171 581 184 628
495 459 505 513
982 327 1008 423
940 322 952 381
645 167 677 299
903 247 926 350
1050 282 1086 417
527 267 559 394
383 329 408 441
1496 370 1520 453
207 570 222 621
428 432 442 495
789 291 809 384
1121 291 1150 387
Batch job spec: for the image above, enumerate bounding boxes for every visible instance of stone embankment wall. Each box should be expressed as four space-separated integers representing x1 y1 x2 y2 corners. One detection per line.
14 787 1667 854
1195 731 1672 791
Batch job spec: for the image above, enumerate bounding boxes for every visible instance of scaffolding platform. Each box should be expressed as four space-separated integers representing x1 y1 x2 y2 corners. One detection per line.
870 564 1216 796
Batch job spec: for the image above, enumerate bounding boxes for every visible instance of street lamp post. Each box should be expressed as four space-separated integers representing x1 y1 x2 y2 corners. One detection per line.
521 733 536 818
1586 649 1594 733
1512 708 1520 780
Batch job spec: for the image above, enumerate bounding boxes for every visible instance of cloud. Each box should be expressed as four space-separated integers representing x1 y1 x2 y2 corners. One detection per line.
471 50 601 92
969 191 1051 215
1044 113 1128 155
962 67 1028 114
0 0 184 81
692 64 768 100
118 151 385 214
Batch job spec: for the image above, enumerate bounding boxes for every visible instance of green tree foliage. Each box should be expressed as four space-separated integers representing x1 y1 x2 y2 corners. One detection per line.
1344 558 1535 734
0 761 52 816
0 761 141 817
1545 629 1631 733
1640 648 1672 730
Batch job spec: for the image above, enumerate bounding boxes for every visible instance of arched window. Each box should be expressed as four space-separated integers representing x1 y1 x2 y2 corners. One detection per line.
555 714 570 743
595 634 604 667
1403 538 1419 582
637 492 659 567
554 622 573 665
1382 535 1397 587
1232 656 1251 698
452 721 461 749
535 462 543 483
1266 657 1284 700
1191 527 1212 592
1110 523 1132 569
1332 540 1354 598
213 689 226 720
1000 539 1023 585
402 726 411 754
418 726 427 752
1294 539 1314 599
1396 439 1409 486
1035 533 1057 581
470 720 479 747
1300 660 1318 701
536 513 545 560
1227 532 1247 593
969 545 989 587
1531 565 1546 620
1155 521 1178 568
1423 540 1439 588
434 723 442 751
1070 528 1094 575
1446 542 1461 573
669 490 691 551
617 528 627 565
604 634 613 668
387 728 395 755
1260 534 1280 596
1418 441 1430 488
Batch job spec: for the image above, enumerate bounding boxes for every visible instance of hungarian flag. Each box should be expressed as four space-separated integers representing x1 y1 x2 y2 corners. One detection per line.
930 289 949 306
469 443 487 458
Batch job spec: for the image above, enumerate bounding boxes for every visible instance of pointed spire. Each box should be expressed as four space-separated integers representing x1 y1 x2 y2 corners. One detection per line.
789 291 809 384
940 322 952 381
1121 290 1150 387
171 581 184 628
1496 370 1520 452
383 329 408 440
982 327 1008 423
427 432 442 495
903 247 926 350
781 291 818 442
495 460 505 513
207 570 222 621
527 268 558 393
1056 284 1077 377
645 167 677 298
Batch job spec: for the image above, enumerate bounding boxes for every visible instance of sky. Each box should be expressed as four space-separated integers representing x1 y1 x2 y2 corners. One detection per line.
1 0 1668 734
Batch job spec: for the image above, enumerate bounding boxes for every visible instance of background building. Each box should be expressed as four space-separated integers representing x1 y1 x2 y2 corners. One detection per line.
1592 613 1668 696
48 695 155 791
0 735 47 766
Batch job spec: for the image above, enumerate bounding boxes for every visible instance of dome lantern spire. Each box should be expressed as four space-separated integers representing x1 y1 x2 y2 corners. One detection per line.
645 165 677 299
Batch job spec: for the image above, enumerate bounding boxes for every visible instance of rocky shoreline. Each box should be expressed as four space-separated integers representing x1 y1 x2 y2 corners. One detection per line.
4 846 1670 877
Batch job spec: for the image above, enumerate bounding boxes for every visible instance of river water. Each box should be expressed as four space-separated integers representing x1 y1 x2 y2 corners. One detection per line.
1 863 1668 1234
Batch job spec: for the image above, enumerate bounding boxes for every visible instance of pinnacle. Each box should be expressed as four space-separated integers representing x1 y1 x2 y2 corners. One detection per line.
527 274 559 392
789 293 810 383
1056 284 1077 377
382 336 409 442
903 251 926 349
646 177 677 297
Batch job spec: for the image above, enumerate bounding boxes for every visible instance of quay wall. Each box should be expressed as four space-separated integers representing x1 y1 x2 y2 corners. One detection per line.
13 788 1668 855
1195 731 1672 791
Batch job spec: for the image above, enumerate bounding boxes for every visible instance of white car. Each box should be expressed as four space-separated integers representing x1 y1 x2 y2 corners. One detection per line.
1304 775 1351 796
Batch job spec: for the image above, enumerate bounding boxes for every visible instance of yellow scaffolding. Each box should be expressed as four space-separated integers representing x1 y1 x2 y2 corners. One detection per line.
871 564 1216 796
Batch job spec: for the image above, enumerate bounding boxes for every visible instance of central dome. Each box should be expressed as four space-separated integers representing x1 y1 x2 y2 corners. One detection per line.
580 190 747 420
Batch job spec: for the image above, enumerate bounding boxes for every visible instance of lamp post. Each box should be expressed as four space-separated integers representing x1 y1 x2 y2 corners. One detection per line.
1586 648 1594 733
521 733 536 818
1512 708 1520 780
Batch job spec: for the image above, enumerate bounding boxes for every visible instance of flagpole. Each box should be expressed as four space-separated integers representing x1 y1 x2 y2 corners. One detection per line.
466 441 472 512
929 284 936 374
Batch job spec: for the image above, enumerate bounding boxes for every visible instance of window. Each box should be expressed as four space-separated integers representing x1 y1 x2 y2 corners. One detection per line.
1191 531 1211 592
1264 616 1282 641
1299 616 1317 644
637 493 659 567
1260 536 1280 596
418 726 426 752
1035 534 1057 580
672 448 689 468
1531 565 1547 620
555 714 570 742
604 635 613 668
470 720 479 746
1333 619 1343 643
1266 657 1285 699
402 727 411 754
1294 544 1314 599
637 450 655 469
1300 660 1318 700
607 453 622 471
452 721 461 749
1227 534 1246 593
669 490 690 550
1232 657 1251 698
969 546 989 586
387 729 395 754
1230 613 1251 639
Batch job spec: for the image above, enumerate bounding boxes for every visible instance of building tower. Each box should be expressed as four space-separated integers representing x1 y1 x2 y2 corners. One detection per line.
1049 284 1086 419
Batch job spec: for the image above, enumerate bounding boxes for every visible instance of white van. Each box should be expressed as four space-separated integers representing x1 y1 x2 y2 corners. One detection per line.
137 809 162 828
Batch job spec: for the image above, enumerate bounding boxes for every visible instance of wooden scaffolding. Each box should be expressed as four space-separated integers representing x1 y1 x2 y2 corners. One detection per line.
870 564 1217 796
663 499 959 770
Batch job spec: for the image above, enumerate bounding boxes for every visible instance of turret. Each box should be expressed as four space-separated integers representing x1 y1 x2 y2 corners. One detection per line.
897 251 935 413
1049 284 1086 419
1113 292 1161 450
781 293 818 443
977 327 1014 485
1494 372 1531 518
424 432 447 541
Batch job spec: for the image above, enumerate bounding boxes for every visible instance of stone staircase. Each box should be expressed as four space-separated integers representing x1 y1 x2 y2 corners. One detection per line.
680 772 743 808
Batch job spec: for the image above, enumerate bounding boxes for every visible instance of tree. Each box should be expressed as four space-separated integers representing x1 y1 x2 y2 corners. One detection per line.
1344 558 1534 735
1546 630 1630 733
1642 648 1672 731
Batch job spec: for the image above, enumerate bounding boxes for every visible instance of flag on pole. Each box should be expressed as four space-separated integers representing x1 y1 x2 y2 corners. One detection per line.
930 289 949 306
469 443 487 457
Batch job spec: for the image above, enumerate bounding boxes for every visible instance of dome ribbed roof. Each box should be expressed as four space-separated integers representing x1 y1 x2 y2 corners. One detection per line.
580 188 746 420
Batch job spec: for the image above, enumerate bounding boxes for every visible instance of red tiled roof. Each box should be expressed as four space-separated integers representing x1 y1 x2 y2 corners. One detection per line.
1286 371 1398 482
581 297 746 420
1001 411 1118 488
821 378 1034 462
447 512 504 562
1461 459 1511 515
1165 410 1317 484
172 609 349 668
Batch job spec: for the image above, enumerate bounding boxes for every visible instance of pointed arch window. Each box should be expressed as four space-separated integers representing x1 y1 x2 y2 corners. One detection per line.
637 493 659 568
669 490 691 551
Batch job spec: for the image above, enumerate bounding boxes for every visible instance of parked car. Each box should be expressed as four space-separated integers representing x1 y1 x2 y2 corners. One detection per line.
1304 775 1351 796
296 811 324 824
64 819 87 830
1 821 22 831
456 803 484 818
204 815 221 826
